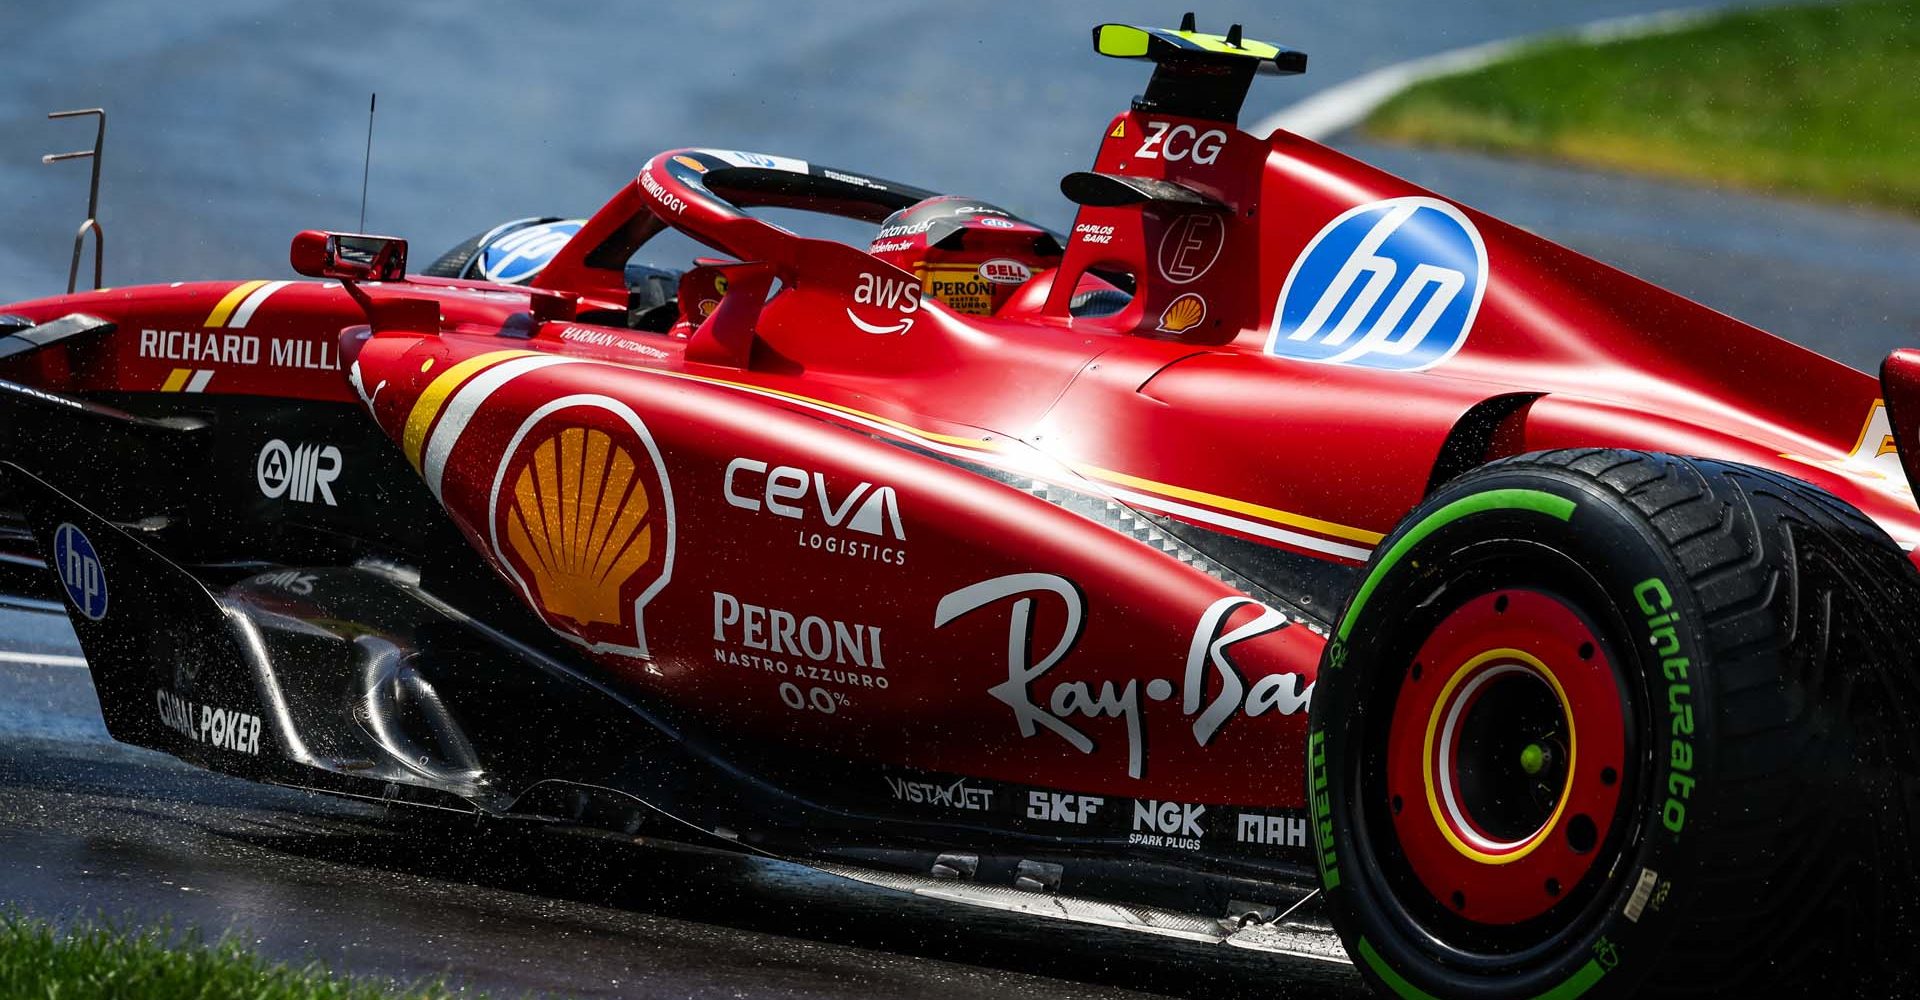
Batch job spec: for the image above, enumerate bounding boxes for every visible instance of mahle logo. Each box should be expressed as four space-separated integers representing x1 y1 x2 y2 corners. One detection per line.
1267 197 1487 372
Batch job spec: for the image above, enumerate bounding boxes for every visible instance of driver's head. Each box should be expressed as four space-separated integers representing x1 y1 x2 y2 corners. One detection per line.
868 197 1062 316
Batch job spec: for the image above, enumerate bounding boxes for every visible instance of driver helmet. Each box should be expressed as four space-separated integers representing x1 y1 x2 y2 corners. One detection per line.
867 196 1062 316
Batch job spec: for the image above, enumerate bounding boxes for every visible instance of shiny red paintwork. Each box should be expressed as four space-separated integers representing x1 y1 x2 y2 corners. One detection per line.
3 106 1914 813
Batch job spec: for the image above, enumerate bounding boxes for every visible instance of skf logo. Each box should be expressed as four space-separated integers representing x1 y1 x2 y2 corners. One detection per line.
1268 196 1487 372
847 271 921 335
490 400 676 658
1027 791 1103 824
53 522 107 621
1135 121 1226 165
257 439 342 505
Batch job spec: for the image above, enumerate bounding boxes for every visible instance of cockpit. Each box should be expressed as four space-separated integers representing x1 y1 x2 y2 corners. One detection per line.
419 148 1134 334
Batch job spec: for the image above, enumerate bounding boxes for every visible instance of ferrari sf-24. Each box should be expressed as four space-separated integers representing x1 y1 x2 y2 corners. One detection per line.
5 17 1917 1000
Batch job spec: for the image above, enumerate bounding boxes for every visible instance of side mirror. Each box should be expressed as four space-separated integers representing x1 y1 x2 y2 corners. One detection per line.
290 230 408 281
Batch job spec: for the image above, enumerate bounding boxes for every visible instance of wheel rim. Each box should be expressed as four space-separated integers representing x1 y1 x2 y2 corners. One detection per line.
1383 588 1628 927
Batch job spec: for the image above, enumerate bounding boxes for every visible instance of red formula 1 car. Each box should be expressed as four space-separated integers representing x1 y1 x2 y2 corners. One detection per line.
3 17 1917 999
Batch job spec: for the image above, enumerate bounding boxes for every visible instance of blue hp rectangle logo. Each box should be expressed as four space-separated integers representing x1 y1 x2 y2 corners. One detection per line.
1266 197 1487 372
53 521 108 620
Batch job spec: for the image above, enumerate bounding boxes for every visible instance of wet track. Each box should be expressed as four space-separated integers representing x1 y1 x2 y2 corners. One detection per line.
4 0 1919 996
0 662 1363 999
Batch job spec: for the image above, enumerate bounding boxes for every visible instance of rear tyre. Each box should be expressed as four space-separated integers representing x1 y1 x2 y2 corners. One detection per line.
1311 449 1920 999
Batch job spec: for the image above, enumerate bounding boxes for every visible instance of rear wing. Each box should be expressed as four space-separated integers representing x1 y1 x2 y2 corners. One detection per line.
1878 349 1920 499
1092 14 1307 123
1042 16 1308 336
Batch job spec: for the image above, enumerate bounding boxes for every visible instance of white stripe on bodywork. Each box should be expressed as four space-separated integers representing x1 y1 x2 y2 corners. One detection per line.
624 365 1373 560
421 355 586 499
185 370 213 392
228 280 292 329
1106 487 1374 562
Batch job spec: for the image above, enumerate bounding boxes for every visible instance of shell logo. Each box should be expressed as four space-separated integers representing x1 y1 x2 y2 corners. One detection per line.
504 427 654 626
488 397 676 659
1156 292 1207 335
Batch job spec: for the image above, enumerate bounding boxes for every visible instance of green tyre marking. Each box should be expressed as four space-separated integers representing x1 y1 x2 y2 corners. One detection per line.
1537 959 1608 1000
1308 728 1340 890
1357 939 1440 1000
1336 488 1577 643
1338 488 1592 1000
1358 938 1609 1000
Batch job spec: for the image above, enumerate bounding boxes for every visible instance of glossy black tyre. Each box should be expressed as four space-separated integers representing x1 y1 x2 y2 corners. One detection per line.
1311 449 1920 999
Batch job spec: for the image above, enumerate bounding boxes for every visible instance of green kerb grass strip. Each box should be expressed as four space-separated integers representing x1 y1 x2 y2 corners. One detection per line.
0 911 476 1000
1364 1 1920 216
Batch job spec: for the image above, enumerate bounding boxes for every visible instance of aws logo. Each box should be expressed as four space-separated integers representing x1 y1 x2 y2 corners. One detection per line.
488 399 676 658
848 271 921 335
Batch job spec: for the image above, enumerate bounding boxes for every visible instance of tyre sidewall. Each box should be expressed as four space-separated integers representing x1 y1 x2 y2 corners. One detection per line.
1313 467 1713 1000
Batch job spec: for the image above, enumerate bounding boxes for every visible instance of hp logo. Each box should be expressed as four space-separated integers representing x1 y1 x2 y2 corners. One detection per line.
52 522 107 620
1267 197 1487 372
480 220 583 285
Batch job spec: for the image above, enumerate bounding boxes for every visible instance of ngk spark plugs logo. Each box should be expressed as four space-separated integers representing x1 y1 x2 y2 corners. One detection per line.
1267 197 1487 372
935 576 1309 779
724 457 906 565
487 397 675 658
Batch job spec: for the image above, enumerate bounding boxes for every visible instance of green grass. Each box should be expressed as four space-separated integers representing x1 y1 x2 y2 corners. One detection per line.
0 912 474 1000
1363 0 1920 214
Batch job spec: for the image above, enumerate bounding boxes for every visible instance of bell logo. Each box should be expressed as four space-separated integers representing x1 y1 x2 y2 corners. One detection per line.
490 400 676 659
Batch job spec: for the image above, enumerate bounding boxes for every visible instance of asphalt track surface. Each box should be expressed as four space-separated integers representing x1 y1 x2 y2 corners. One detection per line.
2 1 1918 997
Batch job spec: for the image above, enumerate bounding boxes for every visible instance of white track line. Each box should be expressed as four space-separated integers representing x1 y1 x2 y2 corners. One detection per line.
0 650 87 668
1251 7 1720 141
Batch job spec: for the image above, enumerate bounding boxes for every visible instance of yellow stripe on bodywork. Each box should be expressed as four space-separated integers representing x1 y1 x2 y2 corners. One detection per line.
160 368 191 392
662 370 997 451
402 346 1375 550
1075 463 1386 545
204 280 268 328
401 349 541 470
644 366 1377 546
